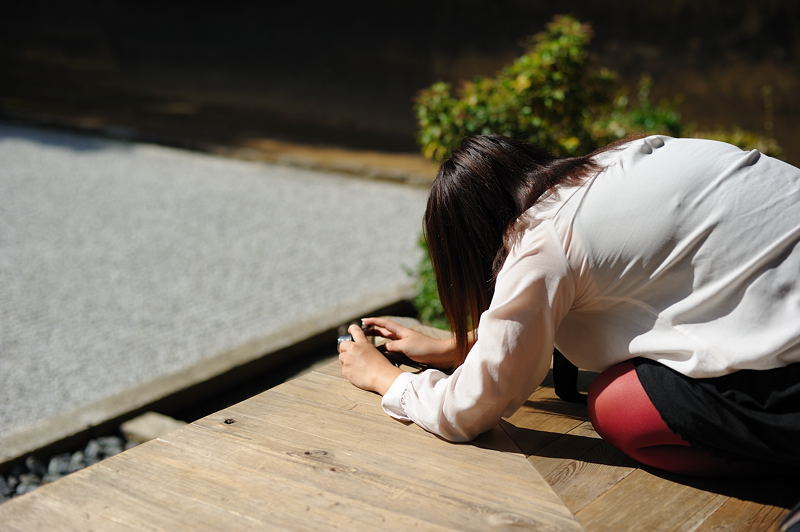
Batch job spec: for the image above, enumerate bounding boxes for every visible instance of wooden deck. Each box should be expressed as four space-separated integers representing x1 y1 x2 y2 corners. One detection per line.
0 359 579 531
504 371 795 531
0 355 795 530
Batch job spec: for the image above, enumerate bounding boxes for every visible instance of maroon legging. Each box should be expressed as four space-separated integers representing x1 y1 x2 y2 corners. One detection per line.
587 361 734 476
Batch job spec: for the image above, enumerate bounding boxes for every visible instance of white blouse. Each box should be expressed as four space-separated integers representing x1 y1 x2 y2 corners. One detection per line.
382 136 800 442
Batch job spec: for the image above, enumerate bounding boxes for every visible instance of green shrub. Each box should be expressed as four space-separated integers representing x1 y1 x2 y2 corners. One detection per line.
589 75 682 142
414 15 683 162
412 14 782 327
687 128 783 158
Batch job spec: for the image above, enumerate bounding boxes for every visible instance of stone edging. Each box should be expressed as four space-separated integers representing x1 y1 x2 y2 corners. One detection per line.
0 285 415 468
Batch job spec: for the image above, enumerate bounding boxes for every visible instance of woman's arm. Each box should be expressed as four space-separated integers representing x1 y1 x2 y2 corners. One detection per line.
379 222 575 441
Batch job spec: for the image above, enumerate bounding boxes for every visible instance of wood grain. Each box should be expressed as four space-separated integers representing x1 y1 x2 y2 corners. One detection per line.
693 498 790 532
0 359 582 531
502 375 794 531
527 422 637 513
502 384 589 456
3 321 791 531
575 468 727 531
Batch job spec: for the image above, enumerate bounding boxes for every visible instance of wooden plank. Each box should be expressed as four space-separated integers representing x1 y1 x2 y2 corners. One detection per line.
576 468 728 531
506 383 740 529
311 359 344 378
322 352 796 531
526 422 619 477
692 498 790 532
505 378 796 531
502 385 589 455
272 369 388 419
0 487 141 532
527 422 637 513
198 380 579 528
0 360 582 531
504 385 641 515
89 439 445 531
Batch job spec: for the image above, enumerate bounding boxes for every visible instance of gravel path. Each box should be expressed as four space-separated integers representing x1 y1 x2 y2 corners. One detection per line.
0 123 428 443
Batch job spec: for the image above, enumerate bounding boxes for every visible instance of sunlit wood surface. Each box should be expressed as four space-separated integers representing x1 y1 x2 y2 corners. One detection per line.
503 375 796 531
0 359 581 531
1 353 794 530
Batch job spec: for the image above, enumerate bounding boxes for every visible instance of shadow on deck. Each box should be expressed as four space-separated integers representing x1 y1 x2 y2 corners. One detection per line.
504 369 795 530
0 360 793 530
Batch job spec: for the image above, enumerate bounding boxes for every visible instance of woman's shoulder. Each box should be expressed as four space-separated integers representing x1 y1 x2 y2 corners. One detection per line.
598 135 759 168
504 212 570 272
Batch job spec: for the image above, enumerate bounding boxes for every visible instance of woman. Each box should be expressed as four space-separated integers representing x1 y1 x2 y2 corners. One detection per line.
338 134 800 477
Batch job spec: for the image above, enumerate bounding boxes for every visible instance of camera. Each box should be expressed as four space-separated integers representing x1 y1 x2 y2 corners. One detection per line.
337 323 427 370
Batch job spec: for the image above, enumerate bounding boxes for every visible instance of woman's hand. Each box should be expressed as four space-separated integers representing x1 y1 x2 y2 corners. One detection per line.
338 324 403 395
361 317 460 369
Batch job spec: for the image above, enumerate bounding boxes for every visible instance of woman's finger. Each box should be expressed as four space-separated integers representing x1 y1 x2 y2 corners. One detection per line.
362 317 409 337
337 340 350 353
364 325 398 339
383 339 406 353
348 323 368 342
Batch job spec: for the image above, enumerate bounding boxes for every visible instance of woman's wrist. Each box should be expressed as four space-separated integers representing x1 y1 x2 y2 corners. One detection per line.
436 337 463 367
373 364 404 395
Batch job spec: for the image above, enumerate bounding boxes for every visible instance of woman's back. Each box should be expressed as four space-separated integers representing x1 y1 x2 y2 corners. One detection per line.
552 136 800 376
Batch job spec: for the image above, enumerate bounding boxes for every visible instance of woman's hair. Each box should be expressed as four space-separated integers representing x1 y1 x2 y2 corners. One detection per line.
424 135 622 360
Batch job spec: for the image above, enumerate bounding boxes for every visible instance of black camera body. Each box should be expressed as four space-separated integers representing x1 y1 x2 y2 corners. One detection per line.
337 324 427 370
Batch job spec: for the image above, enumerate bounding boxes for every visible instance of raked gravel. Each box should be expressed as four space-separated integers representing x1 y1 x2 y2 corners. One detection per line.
0 123 428 443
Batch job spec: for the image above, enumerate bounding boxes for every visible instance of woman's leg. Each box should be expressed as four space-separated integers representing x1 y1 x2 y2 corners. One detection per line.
587 361 735 476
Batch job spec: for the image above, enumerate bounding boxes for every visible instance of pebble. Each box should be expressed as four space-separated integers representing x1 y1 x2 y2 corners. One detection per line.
18 473 40 485
84 440 102 464
15 483 38 496
48 453 72 476
42 473 62 485
16 474 40 496
68 451 85 473
1 432 136 504
24 456 46 477
97 436 124 458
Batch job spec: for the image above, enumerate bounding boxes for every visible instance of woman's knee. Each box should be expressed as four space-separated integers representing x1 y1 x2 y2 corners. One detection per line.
586 359 778 477
587 360 687 452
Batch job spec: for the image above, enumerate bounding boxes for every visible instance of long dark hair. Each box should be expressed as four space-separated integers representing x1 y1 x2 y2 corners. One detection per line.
424 135 621 360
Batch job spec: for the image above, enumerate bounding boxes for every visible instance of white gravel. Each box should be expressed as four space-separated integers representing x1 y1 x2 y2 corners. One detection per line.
0 123 428 440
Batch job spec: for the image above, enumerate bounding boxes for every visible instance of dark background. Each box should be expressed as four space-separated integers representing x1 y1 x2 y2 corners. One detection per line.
2 1 798 162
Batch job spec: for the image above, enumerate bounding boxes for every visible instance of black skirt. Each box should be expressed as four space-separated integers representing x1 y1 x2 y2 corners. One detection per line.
633 358 800 466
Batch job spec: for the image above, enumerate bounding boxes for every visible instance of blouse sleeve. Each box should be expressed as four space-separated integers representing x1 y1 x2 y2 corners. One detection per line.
381 220 576 441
